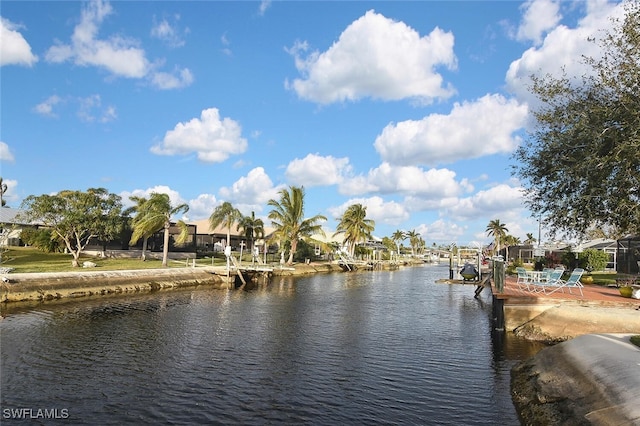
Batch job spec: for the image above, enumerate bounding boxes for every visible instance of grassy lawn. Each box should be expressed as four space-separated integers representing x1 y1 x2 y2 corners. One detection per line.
0 246 228 273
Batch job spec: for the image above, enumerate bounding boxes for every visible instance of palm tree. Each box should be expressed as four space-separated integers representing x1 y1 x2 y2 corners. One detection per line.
333 203 375 257
391 229 406 256
485 219 509 256
209 201 242 249
267 186 326 265
524 233 537 245
129 193 190 267
406 229 421 256
0 177 7 207
126 196 152 261
237 211 264 252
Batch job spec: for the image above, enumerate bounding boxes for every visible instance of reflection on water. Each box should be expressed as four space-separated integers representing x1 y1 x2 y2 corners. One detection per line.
1 265 542 424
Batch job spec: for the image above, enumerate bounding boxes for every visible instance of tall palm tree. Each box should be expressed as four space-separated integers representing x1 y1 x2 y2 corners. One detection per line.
391 229 406 256
129 193 190 267
485 219 509 256
126 196 152 261
267 186 326 265
406 229 421 256
524 233 537 245
333 203 375 257
237 211 264 252
209 202 242 249
0 177 8 207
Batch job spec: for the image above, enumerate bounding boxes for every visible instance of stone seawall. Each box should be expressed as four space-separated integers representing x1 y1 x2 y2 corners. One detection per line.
0 268 225 302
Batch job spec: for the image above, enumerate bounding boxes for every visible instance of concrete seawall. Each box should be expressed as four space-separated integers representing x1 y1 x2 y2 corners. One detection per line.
0 268 226 302
0 262 355 303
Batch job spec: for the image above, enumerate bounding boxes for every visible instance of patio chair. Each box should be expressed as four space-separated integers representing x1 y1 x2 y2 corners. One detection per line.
528 268 565 294
546 268 585 296
516 267 532 290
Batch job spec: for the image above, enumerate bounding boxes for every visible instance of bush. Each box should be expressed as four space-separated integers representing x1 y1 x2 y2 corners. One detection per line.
578 248 609 272
19 228 61 253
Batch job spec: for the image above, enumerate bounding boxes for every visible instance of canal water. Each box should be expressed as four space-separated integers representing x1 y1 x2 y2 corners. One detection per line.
1 265 544 425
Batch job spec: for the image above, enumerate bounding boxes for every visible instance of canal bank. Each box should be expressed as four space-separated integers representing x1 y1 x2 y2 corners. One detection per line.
511 333 640 425
0 261 356 303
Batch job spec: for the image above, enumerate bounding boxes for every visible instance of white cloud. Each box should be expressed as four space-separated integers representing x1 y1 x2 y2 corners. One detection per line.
506 0 623 104
45 0 150 78
151 67 194 90
151 15 186 48
285 153 351 187
218 167 282 207
0 17 38 66
0 141 15 163
0 178 18 204
516 0 562 44
258 1 272 16
44 0 193 90
329 196 409 227
374 94 528 166
187 193 218 221
286 10 457 104
77 94 117 123
33 95 63 117
445 183 526 221
151 108 248 163
415 219 466 244
120 185 187 217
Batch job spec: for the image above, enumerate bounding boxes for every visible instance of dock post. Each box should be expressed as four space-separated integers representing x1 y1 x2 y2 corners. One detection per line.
449 255 454 279
493 260 504 293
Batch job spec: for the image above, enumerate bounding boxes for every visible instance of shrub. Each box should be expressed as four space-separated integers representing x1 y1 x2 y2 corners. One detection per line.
578 248 609 272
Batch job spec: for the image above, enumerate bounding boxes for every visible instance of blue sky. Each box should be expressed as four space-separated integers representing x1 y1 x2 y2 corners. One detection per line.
0 0 625 246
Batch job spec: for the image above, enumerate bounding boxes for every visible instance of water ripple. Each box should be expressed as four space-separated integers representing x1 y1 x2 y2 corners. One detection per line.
0 266 542 424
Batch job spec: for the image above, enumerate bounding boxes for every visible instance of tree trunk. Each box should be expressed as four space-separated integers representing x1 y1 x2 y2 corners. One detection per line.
141 237 148 261
287 240 297 264
162 223 170 267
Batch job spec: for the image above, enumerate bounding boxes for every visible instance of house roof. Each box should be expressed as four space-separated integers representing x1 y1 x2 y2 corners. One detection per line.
188 218 276 238
0 207 35 225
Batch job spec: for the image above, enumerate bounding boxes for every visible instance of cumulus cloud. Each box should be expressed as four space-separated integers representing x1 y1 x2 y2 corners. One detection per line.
0 17 38 66
338 162 467 205
151 108 248 163
416 219 466 244
445 183 525 221
285 153 351 187
46 0 149 78
286 10 457 104
0 141 15 162
515 0 562 44
506 0 623 103
218 167 281 207
120 185 187 215
374 94 528 166
329 196 409 227
44 0 193 90
186 193 218 220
